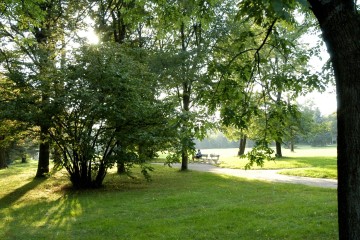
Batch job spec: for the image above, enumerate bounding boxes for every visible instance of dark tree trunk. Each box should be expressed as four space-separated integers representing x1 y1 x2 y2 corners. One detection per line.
290 140 294 152
180 89 190 171
35 125 50 178
116 143 126 174
179 21 191 171
181 149 188 171
275 141 282 158
308 1 360 239
32 2 55 179
0 135 7 169
0 148 7 169
21 154 26 163
117 162 126 174
275 91 282 158
238 135 247 156
0 149 6 169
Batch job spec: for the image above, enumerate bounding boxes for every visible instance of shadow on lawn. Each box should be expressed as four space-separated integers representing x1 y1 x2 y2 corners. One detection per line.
0 178 45 208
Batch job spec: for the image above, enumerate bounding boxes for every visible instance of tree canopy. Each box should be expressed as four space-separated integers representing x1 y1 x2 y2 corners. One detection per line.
0 0 331 186
2 0 360 238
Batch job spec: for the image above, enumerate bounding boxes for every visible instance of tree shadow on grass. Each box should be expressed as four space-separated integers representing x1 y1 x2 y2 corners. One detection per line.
0 178 45 209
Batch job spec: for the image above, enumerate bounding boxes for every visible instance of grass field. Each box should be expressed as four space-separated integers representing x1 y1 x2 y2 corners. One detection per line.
0 160 337 240
178 145 337 179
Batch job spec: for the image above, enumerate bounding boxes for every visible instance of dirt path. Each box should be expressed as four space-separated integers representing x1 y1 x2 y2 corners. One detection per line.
164 163 337 189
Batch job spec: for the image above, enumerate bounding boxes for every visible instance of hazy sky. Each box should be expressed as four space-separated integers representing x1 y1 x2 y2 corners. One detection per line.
299 31 336 116
298 90 337 116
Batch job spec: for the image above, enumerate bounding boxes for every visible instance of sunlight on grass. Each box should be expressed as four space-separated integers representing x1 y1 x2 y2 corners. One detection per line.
197 145 337 179
279 168 337 179
155 146 337 179
0 160 337 239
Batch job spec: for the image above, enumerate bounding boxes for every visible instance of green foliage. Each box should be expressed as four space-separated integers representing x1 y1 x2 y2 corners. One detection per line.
90 0 151 45
0 0 336 184
242 140 275 169
46 43 169 188
207 4 329 164
0 0 94 177
148 0 227 167
237 0 308 25
295 103 336 146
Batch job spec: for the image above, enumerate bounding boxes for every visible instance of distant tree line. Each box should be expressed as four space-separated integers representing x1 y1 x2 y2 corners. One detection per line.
196 103 336 151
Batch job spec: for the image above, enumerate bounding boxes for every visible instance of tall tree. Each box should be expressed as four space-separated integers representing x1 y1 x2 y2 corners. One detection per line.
0 0 88 177
0 135 7 169
238 0 360 238
90 0 149 45
89 0 165 175
49 43 165 188
210 3 322 161
151 0 220 170
221 126 248 156
307 2 359 237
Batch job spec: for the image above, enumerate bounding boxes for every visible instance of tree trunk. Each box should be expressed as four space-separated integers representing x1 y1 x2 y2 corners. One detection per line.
275 141 282 158
290 140 294 152
21 154 26 163
238 135 247 156
275 91 283 158
0 135 7 169
179 21 191 171
308 1 360 239
0 148 6 169
181 149 188 171
36 125 50 178
53 145 61 165
117 162 126 174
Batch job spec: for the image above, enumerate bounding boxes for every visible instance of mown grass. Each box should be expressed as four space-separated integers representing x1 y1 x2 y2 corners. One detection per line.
155 146 337 179
279 167 337 179
0 160 337 239
215 146 337 179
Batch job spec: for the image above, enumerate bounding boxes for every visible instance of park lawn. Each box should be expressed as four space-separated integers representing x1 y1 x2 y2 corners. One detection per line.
0 160 337 240
196 146 337 179
157 146 337 179
278 167 337 179
219 155 337 179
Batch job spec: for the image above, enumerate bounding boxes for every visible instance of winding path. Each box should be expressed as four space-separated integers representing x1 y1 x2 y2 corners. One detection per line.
166 163 337 189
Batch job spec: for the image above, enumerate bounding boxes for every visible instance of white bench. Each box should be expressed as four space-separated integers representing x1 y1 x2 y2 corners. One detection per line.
198 154 209 163
208 154 220 164
193 153 220 164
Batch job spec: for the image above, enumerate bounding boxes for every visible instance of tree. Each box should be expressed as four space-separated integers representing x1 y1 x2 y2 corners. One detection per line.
222 126 248 156
258 26 323 156
0 118 33 168
90 0 150 46
296 103 336 146
210 4 322 160
0 0 88 177
150 0 221 170
238 0 360 238
305 2 360 237
89 0 159 174
49 43 166 188
0 135 7 169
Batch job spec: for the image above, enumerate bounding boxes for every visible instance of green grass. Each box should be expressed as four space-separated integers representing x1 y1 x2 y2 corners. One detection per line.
213 146 335 169
158 146 337 179
279 167 337 179
0 160 337 239
215 146 337 179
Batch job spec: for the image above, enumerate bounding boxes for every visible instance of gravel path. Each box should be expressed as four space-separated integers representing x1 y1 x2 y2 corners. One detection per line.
164 163 337 189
